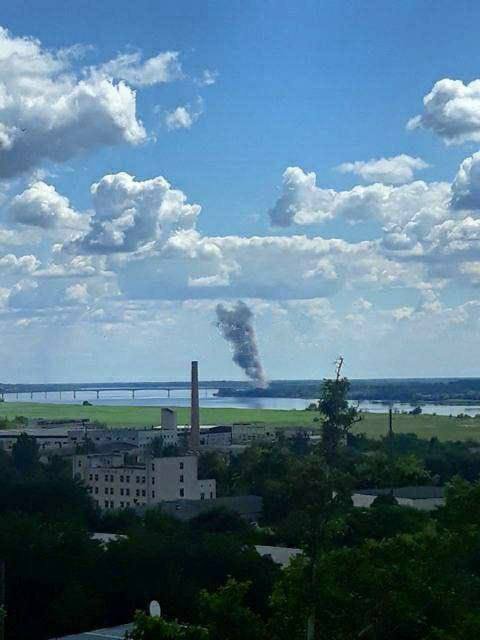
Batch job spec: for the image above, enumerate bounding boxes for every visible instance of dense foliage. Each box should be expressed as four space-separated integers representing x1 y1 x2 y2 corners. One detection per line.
3 379 480 638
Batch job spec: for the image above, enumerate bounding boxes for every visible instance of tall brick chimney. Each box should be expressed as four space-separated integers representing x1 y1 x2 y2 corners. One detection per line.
189 360 200 451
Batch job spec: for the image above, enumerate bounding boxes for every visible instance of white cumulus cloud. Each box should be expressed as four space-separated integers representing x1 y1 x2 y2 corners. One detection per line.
165 100 203 130
8 181 89 231
196 69 218 86
98 51 182 87
337 154 429 185
451 151 480 210
269 166 450 228
0 253 39 274
65 282 89 304
407 78 480 144
0 26 146 178
70 172 201 254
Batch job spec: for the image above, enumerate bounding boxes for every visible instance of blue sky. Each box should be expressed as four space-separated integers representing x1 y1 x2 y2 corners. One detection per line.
1 1 480 382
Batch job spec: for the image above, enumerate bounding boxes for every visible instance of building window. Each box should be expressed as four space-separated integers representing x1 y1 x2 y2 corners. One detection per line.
180 489 184 498
110 501 114 508
151 463 155 471
120 502 124 508
105 488 109 495
179 462 184 470
120 475 124 483
104 474 108 482
142 476 146 484
180 474 184 483
89 474 93 481
136 476 140 483
152 476 155 484
110 475 114 482
94 474 98 481
126 475 130 483
126 489 130 496
136 489 140 497
104 500 109 508
77 460 82 467
152 491 155 498
110 487 114 495
141 490 146 497
120 488 124 496
210 492 213 499
94 487 98 495
200 493 205 500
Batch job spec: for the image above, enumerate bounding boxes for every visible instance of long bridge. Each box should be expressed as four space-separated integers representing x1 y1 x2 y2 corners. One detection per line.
0 380 249 401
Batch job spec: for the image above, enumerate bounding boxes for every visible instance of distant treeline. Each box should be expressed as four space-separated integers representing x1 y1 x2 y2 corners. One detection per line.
216 378 480 404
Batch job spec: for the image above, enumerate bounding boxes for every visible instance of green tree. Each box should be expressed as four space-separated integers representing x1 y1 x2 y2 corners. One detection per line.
438 476 480 530
319 376 360 465
11 433 39 476
149 437 164 457
198 578 267 640
127 611 209 640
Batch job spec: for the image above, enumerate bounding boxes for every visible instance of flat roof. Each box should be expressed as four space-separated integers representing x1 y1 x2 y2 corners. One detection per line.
50 623 133 639
356 486 445 500
255 545 302 568
0 428 70 437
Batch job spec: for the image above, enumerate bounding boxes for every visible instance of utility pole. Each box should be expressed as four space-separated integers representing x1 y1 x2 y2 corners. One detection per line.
0 559 5 640
388 405 394 496
335 355 344 381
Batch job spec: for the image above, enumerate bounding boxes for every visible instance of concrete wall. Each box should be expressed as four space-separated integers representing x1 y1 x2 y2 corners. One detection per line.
161 408 177 431
69 427 177 450
0 430 70 452
231 423 276 444
74 453 216 510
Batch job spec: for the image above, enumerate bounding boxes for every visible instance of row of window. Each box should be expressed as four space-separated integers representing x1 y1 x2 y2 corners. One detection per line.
89 471 185 484
88 473 150 484
103 499 150 509
88 487 204 502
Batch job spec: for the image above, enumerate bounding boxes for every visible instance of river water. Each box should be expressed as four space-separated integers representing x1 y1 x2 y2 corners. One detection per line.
5 389 480 416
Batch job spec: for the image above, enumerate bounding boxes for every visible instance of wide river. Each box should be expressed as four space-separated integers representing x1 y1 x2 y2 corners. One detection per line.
6 389 480 417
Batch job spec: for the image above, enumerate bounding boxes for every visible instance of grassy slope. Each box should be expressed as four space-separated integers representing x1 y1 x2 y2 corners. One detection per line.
1 402 480 442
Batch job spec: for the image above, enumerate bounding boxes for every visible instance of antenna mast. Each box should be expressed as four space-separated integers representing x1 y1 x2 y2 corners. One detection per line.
335 355 344 381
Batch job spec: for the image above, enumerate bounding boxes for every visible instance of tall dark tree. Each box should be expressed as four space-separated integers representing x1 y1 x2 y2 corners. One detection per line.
319 371 360 465
198 578 267 640
11 433 40 476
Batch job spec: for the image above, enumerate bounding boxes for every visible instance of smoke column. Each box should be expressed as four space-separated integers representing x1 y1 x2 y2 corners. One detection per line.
215 301 267 388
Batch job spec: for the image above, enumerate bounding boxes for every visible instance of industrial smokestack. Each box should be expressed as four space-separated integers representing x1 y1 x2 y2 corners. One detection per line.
215 300 267 388
189 360 200 451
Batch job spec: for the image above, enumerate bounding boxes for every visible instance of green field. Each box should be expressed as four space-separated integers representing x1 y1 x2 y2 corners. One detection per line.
1 401 480 442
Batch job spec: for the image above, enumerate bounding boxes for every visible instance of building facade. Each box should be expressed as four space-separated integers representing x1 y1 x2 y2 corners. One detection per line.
0 428 71 453
73 452 216 510
231 423 276 444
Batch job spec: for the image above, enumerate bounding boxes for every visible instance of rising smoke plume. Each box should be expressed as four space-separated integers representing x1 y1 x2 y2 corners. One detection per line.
215 300 268 388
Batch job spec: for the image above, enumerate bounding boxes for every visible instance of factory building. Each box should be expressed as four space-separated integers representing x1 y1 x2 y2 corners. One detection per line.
68 408 179 450
73 452 216 510
72 364 216 511
0 427 71 452
231 423 276 444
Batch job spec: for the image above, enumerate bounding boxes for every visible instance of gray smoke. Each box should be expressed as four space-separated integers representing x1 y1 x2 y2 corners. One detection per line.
215 301 268 388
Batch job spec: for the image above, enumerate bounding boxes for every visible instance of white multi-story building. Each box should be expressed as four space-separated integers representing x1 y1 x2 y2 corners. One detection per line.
73 452 216 510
